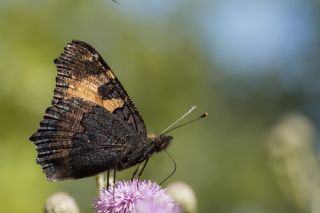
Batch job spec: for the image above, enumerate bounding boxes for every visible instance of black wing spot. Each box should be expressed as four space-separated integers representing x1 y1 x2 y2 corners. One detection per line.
98 83 118 99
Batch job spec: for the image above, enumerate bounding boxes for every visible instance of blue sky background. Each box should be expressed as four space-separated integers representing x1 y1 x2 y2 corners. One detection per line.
117 0 319 75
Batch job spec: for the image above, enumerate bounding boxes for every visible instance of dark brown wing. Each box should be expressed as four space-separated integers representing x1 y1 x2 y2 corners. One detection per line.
53 40 146 138
30 98 141 180
29 40 148 180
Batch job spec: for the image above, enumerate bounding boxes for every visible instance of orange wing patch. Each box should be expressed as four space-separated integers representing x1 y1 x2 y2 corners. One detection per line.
63 72 124 112
101 98 125 112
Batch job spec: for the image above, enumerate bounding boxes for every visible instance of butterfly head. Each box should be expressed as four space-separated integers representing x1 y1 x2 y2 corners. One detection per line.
147 133 173 152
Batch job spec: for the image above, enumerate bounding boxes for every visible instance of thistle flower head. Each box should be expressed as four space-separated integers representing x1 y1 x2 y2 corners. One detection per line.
94 179 180 213
135 199 181 213
167 181 197 213
45 192 79 213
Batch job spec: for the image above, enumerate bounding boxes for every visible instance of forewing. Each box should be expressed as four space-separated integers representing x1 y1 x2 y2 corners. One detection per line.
53 40 147 138
30 98 141 180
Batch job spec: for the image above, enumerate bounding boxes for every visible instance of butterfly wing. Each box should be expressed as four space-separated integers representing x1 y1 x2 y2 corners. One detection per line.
53 40 146 138
30 40 147 180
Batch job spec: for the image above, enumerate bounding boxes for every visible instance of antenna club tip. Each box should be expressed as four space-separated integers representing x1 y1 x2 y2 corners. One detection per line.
201 112 208 118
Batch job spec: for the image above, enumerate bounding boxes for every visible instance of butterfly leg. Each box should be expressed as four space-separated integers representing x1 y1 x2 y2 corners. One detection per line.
131 163 142 180
137 157 149 179
136 158 150 191
112 166 117 200
106 169 110 188
113 168 116 185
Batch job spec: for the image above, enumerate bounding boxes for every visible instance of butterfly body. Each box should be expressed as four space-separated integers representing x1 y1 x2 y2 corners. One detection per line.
29 40 173 181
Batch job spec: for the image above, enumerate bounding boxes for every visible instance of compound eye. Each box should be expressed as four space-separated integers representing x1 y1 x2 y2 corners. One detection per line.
155 138 162 147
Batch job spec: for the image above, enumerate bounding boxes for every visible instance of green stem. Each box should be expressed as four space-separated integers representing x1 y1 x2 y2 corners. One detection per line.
96 174 104 194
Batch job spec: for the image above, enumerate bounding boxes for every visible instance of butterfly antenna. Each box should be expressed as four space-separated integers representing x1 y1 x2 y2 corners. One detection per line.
160 106 197 135
159 149 177 186
161 112 208 135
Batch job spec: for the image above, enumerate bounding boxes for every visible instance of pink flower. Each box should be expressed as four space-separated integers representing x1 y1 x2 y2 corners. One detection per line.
94 179 180 213
135 199 181 213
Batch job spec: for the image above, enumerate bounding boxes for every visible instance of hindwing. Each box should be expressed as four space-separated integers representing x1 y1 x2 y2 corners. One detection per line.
30 98 141 180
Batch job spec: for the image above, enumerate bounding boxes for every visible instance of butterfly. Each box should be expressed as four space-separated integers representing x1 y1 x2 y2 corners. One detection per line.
29 40 173 181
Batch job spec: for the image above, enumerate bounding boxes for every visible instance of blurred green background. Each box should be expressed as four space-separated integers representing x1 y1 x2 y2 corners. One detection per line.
1 0 320 212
